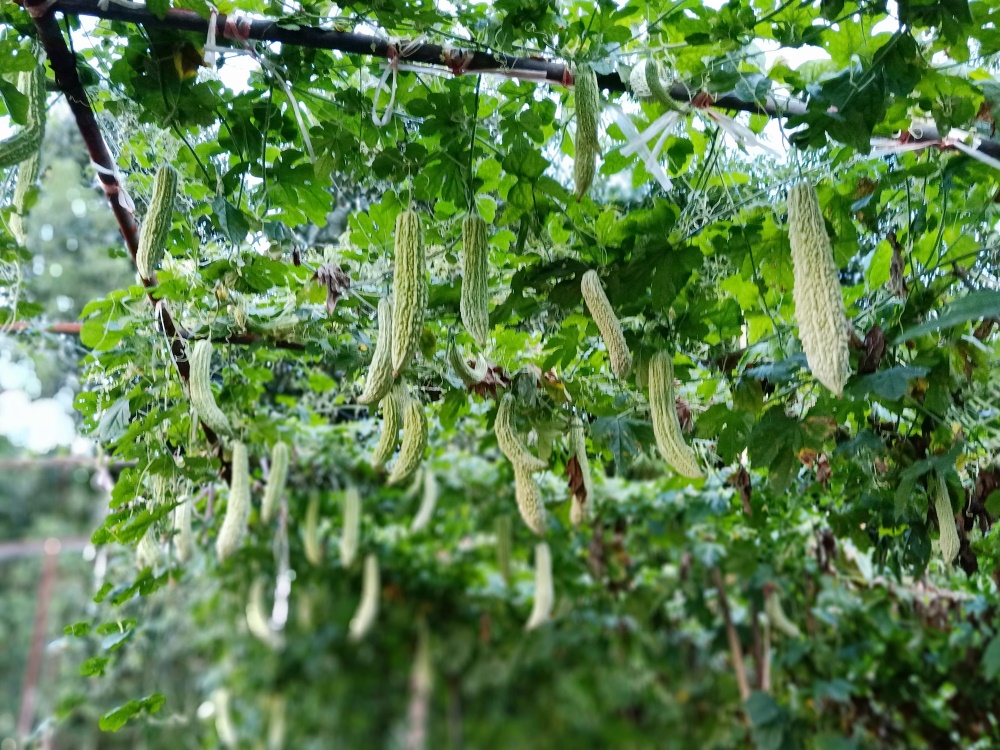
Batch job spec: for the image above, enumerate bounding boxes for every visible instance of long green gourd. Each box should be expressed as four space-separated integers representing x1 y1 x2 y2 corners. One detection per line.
787 182 851 397
260 442 290 523
0 64 46 170
136 165 178 281
9 150 39 245
387 396 428 486
460 212 490 345
391 210 425 376
648 352 702 479
581 269 631 378
358 297 395 405
216 441 250 562
573 64 600 200
188 339 233 436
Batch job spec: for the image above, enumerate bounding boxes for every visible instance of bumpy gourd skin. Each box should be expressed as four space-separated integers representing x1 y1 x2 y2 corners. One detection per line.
525 542 553 630
371 382 406 469
136 165 178 280
0 64 46 170
358 297 394 405
573 65 600 200
461 213 491 346
216 441 250 562
495 393 548 473
188 339 233 436
391 210 425 376
787 182 851 397
581 270 632 378
648 352 702 479
935 473 959 565
387 397 428 486
260 442 290 523
513 465 547 536
568 416 593 527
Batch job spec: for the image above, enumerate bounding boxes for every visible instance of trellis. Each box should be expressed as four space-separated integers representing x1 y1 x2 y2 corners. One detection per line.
9 0 1000 461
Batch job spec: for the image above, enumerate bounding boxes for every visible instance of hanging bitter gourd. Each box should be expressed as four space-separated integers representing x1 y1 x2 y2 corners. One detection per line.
9 150 39 245
371 382 406 469
0 64 46 170
391 210 426 376
410 468 437 532
136 164 178 280
341 485 361 568
581 270 632 378
216 441 250 562
172 496 194 562
568 416 594 527
787 182 851 397
525 541 554 630
246 577 282 649
648 352 702 479
460 212 490 345
935 472 959 565
764 584 802 639
303 492 323 566
447 338 488 386
495 393 548 473
260 442 290 523
514 466 547 536
573 64 600 200
349 553 380 641
188 339 233 436
358 297 394 405
387 396 428 486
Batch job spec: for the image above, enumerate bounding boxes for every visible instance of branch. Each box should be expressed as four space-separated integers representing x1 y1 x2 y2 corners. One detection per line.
6 320 306 351
711 567 751 703
16 0 1000 161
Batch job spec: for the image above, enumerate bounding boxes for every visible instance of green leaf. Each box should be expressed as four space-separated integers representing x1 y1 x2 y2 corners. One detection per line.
983 634 1000 680
847 366 929 401
896 290 1000 342
99 694 166 732
591 415 652 473
985 491 1000 518
0 77 28 125
64 622 92 637
80 657 110 677
212 196 252 244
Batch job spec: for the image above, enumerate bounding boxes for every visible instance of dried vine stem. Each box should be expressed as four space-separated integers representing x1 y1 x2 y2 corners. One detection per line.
13 0 1000 160
712 567 751 703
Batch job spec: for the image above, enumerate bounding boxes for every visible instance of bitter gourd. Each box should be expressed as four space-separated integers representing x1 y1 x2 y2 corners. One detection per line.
136 164 177 280
460 212 490 345
358 297 394 405
216 441 250 562
391 210 425 376
787 182 851 397
648 352 702 478
581 269 631 378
